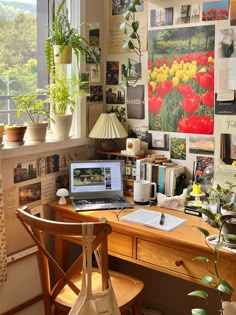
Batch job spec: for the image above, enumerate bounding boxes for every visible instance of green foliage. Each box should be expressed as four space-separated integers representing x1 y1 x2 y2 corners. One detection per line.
46 0 99 74
13 90 49 123
119 0 142 87
47 67 82 116
188 210 234 314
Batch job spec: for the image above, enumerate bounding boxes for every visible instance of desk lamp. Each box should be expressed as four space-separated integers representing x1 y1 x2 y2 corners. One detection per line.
89 113 127 152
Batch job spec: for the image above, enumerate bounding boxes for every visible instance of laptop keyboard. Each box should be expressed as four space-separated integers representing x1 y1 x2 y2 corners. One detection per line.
72 196 133 211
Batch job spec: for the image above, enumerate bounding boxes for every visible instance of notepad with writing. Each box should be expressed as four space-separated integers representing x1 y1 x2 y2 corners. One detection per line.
120 209 186 231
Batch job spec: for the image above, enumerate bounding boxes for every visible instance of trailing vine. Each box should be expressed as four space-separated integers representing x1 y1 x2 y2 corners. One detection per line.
120 0 142 88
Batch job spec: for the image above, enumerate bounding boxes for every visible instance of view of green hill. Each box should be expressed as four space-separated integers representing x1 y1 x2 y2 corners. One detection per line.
0 0 35 19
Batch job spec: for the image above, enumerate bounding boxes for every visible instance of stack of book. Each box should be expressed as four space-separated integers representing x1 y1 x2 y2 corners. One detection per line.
136 155 185 197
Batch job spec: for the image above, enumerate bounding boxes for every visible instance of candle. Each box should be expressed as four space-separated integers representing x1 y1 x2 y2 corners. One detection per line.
126 138 141 153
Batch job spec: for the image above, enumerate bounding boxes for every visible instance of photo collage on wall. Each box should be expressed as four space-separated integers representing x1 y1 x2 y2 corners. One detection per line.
108 0 236 174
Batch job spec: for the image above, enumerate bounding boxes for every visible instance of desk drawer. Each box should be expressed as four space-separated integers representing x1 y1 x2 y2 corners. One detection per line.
137 239 231 281
108 232 133 257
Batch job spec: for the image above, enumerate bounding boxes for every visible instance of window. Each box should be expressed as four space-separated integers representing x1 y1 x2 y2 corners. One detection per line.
0 0 48 125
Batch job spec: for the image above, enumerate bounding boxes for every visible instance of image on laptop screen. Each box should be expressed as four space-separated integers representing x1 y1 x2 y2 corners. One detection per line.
69 160 123 199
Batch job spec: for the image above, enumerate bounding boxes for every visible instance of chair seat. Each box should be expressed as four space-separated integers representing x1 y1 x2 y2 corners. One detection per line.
55 268 144 311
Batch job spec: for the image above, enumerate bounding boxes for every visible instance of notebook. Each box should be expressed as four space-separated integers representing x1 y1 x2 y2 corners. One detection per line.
69 160 133 211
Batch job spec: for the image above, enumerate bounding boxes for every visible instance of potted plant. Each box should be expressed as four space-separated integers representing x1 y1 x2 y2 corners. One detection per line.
13 90 49 143
47 66 83 140
188 206 236 314
45 0 99 73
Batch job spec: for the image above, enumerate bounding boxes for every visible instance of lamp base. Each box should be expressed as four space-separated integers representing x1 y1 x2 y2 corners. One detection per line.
100 139 117 152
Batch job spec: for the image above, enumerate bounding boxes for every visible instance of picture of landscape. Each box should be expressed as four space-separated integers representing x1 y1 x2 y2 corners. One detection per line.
148 25 215 134
73 168 105 186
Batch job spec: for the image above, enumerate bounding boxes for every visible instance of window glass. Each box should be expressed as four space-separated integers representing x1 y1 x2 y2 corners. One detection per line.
0 0 48 125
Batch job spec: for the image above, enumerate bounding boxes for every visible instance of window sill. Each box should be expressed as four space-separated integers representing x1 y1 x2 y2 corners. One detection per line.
0 134 88 159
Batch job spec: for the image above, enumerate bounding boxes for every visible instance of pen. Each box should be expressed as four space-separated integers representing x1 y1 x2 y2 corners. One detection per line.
159 213 165 225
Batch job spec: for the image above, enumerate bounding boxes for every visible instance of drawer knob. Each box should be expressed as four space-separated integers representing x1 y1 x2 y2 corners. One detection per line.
175 260 183 267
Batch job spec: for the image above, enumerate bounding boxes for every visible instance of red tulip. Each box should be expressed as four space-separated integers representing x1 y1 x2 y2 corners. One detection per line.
149 96 163 114
201 91 214 107
179 94 200 114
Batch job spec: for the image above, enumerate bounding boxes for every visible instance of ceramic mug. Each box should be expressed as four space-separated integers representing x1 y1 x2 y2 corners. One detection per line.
133 180 157 205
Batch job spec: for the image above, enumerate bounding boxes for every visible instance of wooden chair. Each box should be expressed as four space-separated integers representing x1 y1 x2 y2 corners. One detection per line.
16 206 144 315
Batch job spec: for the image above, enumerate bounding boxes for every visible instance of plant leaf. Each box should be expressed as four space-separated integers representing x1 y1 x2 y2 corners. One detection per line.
120 22 127 34
197 208 216 221
128 30 137 39
192 309 208 315
128 2 137 12
188 290 208 299
224 233 236 242
123 40 134 51
217 279 233 294
123 11 130 20
193 256 209 263
132 21 140 32
202 275 213 285
125 57 131 69
196 226 210 237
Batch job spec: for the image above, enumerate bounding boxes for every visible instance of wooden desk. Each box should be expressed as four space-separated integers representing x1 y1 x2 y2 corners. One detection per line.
48 200 236 300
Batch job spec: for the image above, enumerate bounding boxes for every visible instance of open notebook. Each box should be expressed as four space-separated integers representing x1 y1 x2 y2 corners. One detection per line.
69 160 133 211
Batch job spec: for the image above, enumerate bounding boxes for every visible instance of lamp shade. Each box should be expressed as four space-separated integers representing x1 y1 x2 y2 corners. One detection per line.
89 113 127 139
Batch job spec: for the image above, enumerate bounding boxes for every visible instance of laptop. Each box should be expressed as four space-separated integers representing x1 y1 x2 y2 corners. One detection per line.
69 160 133 211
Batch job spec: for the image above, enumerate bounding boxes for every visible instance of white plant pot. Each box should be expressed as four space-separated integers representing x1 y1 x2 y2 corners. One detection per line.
51 114 72 140
25 121 48 144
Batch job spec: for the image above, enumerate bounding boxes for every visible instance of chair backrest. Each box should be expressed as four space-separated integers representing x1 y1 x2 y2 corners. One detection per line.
16 206 112 313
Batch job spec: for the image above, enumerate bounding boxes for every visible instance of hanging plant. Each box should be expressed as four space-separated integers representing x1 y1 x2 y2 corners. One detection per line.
119 0 142 88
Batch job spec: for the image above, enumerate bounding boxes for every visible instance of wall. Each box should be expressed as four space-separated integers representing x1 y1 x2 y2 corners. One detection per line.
0 143 88 314
105 0 236 189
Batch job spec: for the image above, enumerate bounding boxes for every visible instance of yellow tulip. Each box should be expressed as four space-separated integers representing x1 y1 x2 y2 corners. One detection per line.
172 76 179 87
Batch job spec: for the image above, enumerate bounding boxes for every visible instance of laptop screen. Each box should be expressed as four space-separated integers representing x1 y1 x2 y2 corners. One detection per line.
69 160 124 199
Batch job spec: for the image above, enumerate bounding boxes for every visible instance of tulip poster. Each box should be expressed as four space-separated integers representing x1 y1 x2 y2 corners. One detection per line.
148 25 215 135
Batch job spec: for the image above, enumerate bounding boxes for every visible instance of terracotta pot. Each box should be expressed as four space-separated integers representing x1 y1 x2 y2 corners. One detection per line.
25 121 48 144
5 125 27 145
53 45 72 64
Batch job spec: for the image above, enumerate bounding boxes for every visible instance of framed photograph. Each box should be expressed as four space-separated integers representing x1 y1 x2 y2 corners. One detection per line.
220 133 236 164
148 132 169 150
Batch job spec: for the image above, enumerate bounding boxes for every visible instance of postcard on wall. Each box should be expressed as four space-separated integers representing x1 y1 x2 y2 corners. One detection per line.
148 132 169 151
128 125 149 142
202 0 229 22
90 65 100 83
106 61 119 85
38 154 59 176
126 85 145 120
19 182 41 206
189 135 215 155
215 94 236 115
170 135 186 160
195 156 214 184
175 5 200 24
14 160 37 184
89 23 100 47
106 86 125 104
108 0 147 53
86 47 101 64
87 85 103 102
106 104 127 123
149 7 173 27
230 0 236 26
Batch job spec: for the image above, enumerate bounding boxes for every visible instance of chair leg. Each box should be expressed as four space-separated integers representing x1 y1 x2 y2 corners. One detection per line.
131 298 143 315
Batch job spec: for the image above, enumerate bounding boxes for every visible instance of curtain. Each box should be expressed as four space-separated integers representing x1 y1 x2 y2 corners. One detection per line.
0 158 7 285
